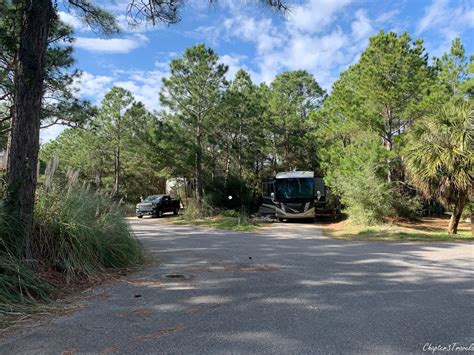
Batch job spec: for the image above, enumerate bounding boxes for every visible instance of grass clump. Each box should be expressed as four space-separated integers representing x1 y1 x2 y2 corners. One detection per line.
0 166 144 329
34 185 144 279
0 203 51 330
177 200 257 231
176 206 258 232
181 199 220 219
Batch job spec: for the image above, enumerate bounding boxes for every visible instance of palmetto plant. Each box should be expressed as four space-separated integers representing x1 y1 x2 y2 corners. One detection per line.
405 100 473 234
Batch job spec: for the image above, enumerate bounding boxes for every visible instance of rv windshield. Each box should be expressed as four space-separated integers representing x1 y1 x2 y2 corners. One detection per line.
275 178 314 200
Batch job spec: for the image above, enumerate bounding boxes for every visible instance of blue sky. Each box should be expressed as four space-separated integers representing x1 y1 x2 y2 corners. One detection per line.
41 0 474 141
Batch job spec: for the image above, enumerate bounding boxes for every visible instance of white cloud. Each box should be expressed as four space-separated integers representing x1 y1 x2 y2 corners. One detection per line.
73 62 169 112
288 0 352 33
116 68 169 111
375 9 400 24
185 25 224 46
223 10 353 89
58 11 88 32
416 0 474 57
417 0 474 35
416 0 448 34
224 16 286 54
74 34 149 53
40 124 67 144
220 54 249 80
73 72 114 99
351 9 373 41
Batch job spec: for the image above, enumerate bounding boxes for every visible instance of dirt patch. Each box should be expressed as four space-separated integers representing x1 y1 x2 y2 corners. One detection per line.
131 325 184 341
190 260 283 273
386 216 471 232
321 217 472 241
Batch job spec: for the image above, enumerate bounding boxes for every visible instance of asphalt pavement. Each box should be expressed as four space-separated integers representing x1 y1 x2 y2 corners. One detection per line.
1 216 473 354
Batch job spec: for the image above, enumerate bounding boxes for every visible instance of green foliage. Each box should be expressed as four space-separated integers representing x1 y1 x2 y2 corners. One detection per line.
40 88 162 202
267 70 325 171
38 36 472 231
34 181 144 278
0 2 95 138
327 139 395 225
203 175 252 212
0 202 51 328
160 44 228 201
434 37 474 99
405 100 473 211
0 252 51 329
209 69 268 190
181 199 219 219
318 31 439 223
390 188 423 220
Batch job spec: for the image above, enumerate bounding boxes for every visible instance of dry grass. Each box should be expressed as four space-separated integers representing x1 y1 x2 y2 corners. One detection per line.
321 217 473 242
173 215 259 231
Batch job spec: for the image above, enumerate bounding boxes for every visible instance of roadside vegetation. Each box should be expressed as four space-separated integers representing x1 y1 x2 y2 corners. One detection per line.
0 165 143 330
172 205 259 231
0 0 472 330
321 218 473 242
173 216 259 232
38 35 473 238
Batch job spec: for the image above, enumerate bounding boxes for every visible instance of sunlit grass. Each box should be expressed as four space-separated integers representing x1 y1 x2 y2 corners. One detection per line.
173 215 259 232
321 219 473 242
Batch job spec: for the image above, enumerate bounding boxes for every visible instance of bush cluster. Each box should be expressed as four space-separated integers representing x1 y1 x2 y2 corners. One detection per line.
34 186 144 278
0 180 144 327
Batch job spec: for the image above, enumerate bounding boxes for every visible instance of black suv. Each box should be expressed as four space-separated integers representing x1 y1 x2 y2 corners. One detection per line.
136 194 180 218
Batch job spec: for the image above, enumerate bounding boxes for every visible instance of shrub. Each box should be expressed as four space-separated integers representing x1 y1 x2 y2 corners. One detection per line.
34 185 144 279
461 201 473 221
182 199 219 219
203 175 252 212
334 164 395 225
390 186 423 220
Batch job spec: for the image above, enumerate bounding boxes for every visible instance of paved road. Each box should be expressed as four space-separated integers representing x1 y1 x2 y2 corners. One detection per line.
1 217 473 354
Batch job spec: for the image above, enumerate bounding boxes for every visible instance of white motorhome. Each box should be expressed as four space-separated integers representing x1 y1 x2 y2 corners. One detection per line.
259 171 327 221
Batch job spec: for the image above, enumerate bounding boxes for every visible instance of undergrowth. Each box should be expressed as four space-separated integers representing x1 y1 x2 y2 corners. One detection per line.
0 162 144 330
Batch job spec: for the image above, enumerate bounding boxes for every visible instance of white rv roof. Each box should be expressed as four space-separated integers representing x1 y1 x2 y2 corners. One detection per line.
275 171 314 179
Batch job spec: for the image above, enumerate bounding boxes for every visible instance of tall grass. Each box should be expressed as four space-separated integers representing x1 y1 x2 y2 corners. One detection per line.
34 184 144 279
0 162 144 328
0 202 51 329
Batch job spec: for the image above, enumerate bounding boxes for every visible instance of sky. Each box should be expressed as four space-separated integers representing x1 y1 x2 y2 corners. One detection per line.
41 0 474 142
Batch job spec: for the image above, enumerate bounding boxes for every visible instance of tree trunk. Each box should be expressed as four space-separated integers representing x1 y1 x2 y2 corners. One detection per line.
447 195 467 235
238 121 242 178
5 0 53 259
113 146 120 196
195 126 203 204
471 208 473 237
384 106 393 183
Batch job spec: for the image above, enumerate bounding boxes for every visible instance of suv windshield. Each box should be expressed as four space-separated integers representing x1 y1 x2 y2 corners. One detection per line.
143 195 162 202
275 178 314 200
